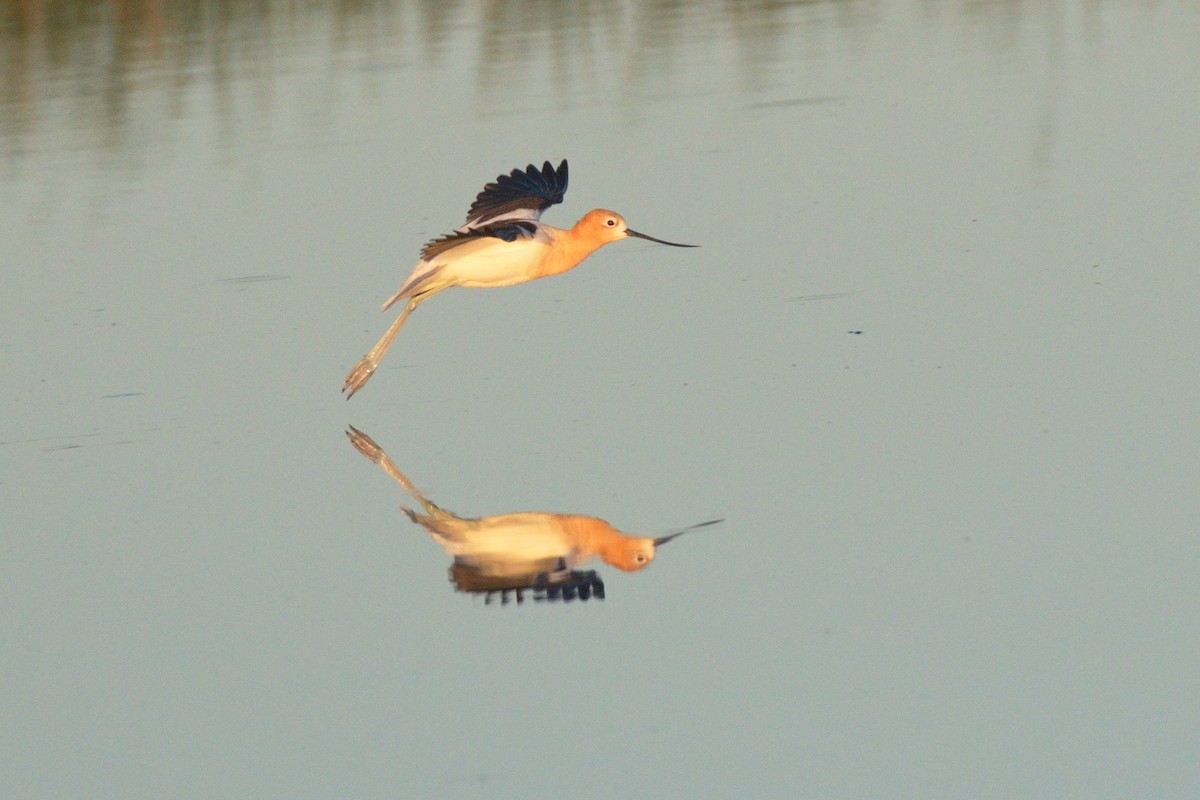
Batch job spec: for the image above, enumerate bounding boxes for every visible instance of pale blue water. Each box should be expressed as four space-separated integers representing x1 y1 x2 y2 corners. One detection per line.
3 2 1199 797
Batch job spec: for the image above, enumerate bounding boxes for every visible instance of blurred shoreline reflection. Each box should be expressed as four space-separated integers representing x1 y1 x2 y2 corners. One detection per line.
1 0 1104 178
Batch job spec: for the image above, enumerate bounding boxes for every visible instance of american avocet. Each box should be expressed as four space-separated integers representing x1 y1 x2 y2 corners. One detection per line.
342 159 696 398
345 426 720 580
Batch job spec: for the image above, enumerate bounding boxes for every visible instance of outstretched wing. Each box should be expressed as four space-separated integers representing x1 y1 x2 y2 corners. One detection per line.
420 220 538 262
459 160 568 231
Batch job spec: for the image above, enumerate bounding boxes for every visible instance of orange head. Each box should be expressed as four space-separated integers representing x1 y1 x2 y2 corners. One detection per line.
599 536 660 572
598 530 694 572
574 209 698 249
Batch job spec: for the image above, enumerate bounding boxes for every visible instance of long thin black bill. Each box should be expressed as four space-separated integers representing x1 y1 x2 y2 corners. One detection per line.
653 518 723 546
626 229 698 248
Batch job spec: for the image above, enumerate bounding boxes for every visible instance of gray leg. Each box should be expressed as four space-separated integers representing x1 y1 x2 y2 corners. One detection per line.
342 292 433 398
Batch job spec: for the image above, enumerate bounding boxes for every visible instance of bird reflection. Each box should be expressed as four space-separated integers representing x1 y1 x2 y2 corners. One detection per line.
346 426 720 605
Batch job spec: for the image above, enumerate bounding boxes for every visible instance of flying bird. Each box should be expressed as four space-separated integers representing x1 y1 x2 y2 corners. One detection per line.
343 159 696 398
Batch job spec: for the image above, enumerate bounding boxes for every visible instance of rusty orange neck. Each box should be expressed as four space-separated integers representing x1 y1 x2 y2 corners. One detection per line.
533 223 610 279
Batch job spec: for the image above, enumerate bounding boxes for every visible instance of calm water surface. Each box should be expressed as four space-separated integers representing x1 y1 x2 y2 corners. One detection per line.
3 2 1199 797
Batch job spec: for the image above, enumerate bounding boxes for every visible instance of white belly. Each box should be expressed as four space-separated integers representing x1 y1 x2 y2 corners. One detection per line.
432 235 551 289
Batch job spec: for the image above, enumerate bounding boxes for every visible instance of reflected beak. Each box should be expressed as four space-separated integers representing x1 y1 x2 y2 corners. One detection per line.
653 518 723 547
626 228 698 248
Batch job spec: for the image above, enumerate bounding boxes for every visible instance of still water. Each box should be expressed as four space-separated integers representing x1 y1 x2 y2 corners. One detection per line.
3 2 1198 797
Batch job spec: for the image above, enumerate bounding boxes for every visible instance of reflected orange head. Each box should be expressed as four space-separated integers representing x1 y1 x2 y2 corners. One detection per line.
599 536 659 572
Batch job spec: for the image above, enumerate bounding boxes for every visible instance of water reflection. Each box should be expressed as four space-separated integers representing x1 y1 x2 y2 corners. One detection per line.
346 426 720 605
0 0 803 163
1 0 1093 173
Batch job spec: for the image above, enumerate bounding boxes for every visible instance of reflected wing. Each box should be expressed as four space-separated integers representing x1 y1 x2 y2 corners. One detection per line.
459 160 568 230
449 563 605 605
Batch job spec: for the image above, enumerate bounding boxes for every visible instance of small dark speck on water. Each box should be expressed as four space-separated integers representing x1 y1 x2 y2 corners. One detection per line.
847 330 863 335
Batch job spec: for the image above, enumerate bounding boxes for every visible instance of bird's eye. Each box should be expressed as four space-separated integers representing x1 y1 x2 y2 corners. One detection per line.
606 218 617 227
635 553 647 563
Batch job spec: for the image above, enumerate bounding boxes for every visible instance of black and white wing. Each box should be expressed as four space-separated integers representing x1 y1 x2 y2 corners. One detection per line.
458 160 568 232
419 220 539 262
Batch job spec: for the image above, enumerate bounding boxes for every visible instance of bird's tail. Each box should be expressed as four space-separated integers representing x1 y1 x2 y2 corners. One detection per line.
382 264 441 311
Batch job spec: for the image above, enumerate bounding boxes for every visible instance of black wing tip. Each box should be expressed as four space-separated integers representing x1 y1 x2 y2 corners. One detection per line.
463 159 570 225
546 158 567 203
516 159 567 191
554 159 568 191
512 159 565 180
529 158 566 172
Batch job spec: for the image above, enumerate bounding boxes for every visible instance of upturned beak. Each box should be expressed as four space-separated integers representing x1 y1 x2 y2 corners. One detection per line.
653 518 723 548
626 228 698 248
